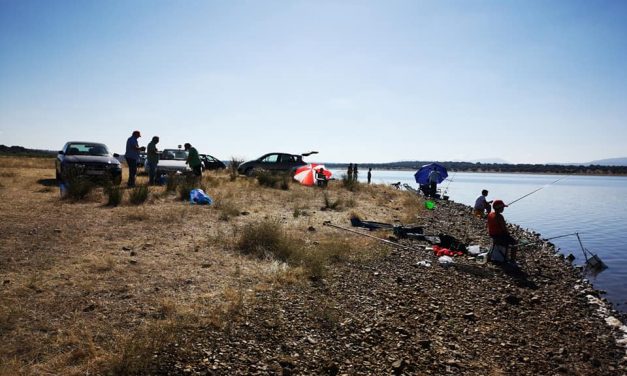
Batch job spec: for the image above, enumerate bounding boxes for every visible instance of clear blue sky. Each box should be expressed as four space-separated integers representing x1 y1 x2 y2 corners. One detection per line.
1 0 626 164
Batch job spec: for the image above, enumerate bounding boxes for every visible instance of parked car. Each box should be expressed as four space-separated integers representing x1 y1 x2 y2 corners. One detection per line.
237 151 318 176
156 148 191 175
56 141 122 185
200 154 226 171
137 152 147 167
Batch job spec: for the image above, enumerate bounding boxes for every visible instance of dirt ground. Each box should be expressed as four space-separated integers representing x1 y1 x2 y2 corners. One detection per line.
1 157 625 375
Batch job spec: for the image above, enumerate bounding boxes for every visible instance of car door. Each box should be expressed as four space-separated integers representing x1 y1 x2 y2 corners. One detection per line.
259 153 280 171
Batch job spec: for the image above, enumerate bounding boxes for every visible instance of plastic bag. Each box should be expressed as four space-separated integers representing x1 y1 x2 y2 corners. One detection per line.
189 189 212 205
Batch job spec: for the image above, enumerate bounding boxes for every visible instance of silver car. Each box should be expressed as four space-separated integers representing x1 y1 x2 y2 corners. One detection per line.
156 148 191 175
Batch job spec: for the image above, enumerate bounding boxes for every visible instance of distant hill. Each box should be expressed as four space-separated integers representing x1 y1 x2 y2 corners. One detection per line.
0 145 56 157
587 157 627 166
324 160 627 175
468 157 510 164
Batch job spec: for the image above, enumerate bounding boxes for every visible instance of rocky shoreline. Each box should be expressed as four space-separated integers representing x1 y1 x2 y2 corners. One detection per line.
151 199 627 375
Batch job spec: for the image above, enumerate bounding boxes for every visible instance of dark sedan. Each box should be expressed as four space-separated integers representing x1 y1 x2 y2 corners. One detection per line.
237 151 318 176
56 142 122 185
200 154 226 171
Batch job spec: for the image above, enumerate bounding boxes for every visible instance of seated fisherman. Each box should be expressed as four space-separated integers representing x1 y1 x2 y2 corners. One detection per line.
316 167 328 187
487 200 518 262
474 189 493 217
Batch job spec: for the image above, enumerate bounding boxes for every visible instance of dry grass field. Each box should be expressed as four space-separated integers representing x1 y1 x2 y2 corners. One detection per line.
0 156 420 375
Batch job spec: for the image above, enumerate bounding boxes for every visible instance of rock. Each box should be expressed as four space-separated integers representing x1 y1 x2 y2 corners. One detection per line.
130 251 137 256
308 226 316 232
463 312 476 321
122 246 131 251
418 339 432 349
129 259 138 265
83 303 96 312
54 228 62 233
505 295 522 305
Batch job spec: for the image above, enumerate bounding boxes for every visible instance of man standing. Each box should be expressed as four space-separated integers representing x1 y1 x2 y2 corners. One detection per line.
146 136 160 185
184 143 202 177
125 130 145 187
474 189 493 217
367 168 372 184
487 200 518 262
428 167 441 197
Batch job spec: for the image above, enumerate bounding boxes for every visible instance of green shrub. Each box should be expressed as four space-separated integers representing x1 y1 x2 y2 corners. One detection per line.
104 184 124 206
63 175 94 201
129 185 149 205
178 176 201 201
256 170 290 190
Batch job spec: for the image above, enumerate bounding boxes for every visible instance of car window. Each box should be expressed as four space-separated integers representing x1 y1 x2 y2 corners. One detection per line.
261 154 279 163
161 150 188 160
66 143 109 156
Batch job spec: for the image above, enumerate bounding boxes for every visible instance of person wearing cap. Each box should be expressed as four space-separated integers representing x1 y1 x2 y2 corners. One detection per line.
474 189 493 217
184 143 202 177
125 130 145 187
487 199 518 262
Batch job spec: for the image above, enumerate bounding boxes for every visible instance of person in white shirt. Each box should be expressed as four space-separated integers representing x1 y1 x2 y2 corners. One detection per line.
474 189 493 217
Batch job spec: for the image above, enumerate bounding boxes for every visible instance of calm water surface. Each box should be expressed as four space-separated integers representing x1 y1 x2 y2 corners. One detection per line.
331 169 627 312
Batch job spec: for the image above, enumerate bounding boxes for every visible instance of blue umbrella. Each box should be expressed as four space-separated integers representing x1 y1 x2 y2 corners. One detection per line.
414 163 448 185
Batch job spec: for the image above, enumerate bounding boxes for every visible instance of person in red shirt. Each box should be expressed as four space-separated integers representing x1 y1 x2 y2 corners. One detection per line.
487 200 518 261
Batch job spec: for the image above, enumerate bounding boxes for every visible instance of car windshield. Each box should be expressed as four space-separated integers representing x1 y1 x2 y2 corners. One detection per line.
161 149 188 160
66 143 110 156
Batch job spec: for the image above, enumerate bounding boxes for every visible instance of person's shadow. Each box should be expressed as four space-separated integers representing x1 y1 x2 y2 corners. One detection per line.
498 262 538 289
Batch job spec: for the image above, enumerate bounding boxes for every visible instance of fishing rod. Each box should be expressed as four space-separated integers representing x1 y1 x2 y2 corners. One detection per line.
507 175 569 206
442 171 457 195
322 221 425 251
517 232 580 248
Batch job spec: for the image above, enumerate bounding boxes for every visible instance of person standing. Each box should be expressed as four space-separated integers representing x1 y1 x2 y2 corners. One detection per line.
487 200 518 262
125 130 144 187
473 189 493 217
184 143 202 177
367 168 372 184
428 167 441 197
347 163 354 181
353 163 359 181
146 136 160 185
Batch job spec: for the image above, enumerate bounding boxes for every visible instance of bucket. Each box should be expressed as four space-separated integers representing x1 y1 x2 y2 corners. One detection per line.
425 200 436 210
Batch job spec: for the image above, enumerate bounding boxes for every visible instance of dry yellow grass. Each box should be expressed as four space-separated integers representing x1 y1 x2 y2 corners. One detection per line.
0 156 425 374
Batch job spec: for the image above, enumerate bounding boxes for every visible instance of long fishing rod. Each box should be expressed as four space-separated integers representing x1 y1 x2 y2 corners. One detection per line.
322 221 425 251
507 175 569 206
442 171 457 195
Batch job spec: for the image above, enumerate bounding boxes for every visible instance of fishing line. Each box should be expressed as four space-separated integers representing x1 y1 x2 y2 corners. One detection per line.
507 175 569 206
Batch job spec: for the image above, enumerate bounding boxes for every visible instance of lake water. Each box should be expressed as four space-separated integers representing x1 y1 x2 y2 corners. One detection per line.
330 169 627 312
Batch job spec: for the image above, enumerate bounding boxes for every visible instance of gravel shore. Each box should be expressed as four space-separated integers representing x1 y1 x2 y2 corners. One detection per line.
153 199 627 375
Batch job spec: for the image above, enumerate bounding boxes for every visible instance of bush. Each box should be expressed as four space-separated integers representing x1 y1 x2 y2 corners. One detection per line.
237 220 297 262
228 158 243 181
129 185 149 205
256 170 290 190
104 184 124 206
341 174 360 192
322 192 342 210
164 174 182 193
64 176 94 201
178 176 202 201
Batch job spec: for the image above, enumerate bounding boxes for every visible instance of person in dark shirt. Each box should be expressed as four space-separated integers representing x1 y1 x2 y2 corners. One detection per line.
125 130 145 187
367 168 372 184
184 143 202 177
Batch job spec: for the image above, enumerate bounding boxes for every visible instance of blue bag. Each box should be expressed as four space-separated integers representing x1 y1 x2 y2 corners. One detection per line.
190 189 212 205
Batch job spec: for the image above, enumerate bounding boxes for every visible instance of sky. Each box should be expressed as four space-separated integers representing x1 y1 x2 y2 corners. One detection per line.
1 0 626 164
